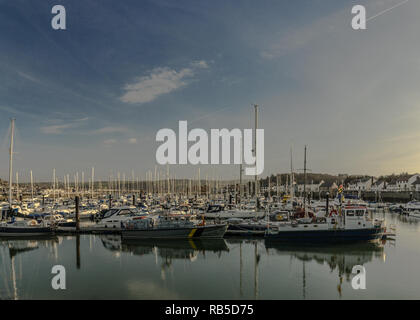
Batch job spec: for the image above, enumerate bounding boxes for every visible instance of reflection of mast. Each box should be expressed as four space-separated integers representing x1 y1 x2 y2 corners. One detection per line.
76 235 80 269
254 242 259 300
11 255 18 300
239 242 243 298
302 260 306 299
337 275 343 298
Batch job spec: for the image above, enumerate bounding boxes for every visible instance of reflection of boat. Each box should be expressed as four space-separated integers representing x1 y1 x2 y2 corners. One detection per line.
0 236 59 257
122 238 229 254
264 242 384 278
100 234 229 259
0 236 58 300
99 234 123 251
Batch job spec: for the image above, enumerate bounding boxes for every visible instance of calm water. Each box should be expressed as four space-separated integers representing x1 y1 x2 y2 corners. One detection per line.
1 211 420 300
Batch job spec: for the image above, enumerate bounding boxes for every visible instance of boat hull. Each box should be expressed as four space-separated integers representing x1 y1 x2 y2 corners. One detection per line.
0 226 54 237
264 227 385 243
122 224 227 240
226 223 266 236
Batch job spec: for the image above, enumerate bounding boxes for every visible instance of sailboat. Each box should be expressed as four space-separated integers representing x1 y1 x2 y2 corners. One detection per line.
0 119 55 237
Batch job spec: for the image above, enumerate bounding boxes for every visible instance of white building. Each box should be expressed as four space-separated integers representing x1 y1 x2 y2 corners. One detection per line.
346 178 374 191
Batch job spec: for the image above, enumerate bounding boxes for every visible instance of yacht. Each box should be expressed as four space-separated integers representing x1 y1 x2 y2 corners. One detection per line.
94 206 148 229
0 217 54 237
265 205 385 243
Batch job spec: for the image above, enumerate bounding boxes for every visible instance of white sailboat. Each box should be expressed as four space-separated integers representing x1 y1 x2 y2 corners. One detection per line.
0 119 55 237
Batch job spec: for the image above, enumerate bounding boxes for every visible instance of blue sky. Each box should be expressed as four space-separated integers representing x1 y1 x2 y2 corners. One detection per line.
1 0 420 181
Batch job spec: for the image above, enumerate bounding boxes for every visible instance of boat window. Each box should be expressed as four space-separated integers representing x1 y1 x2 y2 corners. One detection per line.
104 209 119 218
118 209 132 215
346 210 355 216
356 210 365 216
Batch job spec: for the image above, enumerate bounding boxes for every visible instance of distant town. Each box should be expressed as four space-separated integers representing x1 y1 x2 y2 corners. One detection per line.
1 172 419 203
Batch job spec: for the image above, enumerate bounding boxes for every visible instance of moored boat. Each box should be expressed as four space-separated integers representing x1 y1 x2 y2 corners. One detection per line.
0 219 54 237
265 205 385 243
121 216 227 239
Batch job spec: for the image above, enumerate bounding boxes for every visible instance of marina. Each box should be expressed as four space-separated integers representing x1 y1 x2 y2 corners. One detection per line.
0 209 419 299
2 1 420 303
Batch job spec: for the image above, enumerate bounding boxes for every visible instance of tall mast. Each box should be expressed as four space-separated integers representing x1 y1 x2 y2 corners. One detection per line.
290 146 294 198
53 168 56 202
30 170 34 199
254 104 259 197
91 167 94 199
303 145 307 218
239 136 243 202
8 118 15 213
16 172 19 202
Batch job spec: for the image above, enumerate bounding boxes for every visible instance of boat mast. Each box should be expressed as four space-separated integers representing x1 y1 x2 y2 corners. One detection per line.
53 168 56 203
239 136 243 204
91 166 94 199
303 145 307 218
253 104 259 198
30 170 34 199
8 118 15 216
290 147 294 199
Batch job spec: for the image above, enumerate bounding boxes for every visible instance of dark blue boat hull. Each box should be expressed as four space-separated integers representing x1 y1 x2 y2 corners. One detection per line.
264 227 385 243
0 226 54 237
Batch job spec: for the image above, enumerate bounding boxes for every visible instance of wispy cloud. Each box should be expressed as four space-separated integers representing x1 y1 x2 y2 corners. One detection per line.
17 71 43 85
41 123 74 134
90 126 128 134
103 138 117 145
41 117 88 134
120 60 209 104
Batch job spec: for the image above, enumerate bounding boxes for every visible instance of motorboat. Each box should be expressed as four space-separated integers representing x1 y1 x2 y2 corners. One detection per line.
265 205 385 243
121 215 227 239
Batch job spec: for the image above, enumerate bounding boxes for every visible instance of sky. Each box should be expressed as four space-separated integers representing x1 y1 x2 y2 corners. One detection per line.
1 0 420 182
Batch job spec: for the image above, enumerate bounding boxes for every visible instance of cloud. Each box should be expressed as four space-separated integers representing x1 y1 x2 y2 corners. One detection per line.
103 139 117 145
41 117 88 134
17 71 44 85
91 126 128 134
190 60 209 69
41 123 74 134
120 61 209 104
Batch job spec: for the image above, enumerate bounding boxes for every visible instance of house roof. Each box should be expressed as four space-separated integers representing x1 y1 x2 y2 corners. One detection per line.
374 180 384 186
320 181 337 188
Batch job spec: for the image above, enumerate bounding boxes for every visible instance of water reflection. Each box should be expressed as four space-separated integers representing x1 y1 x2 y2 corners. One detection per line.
265 241 385 298
101 234 229 263
0 236 58 300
